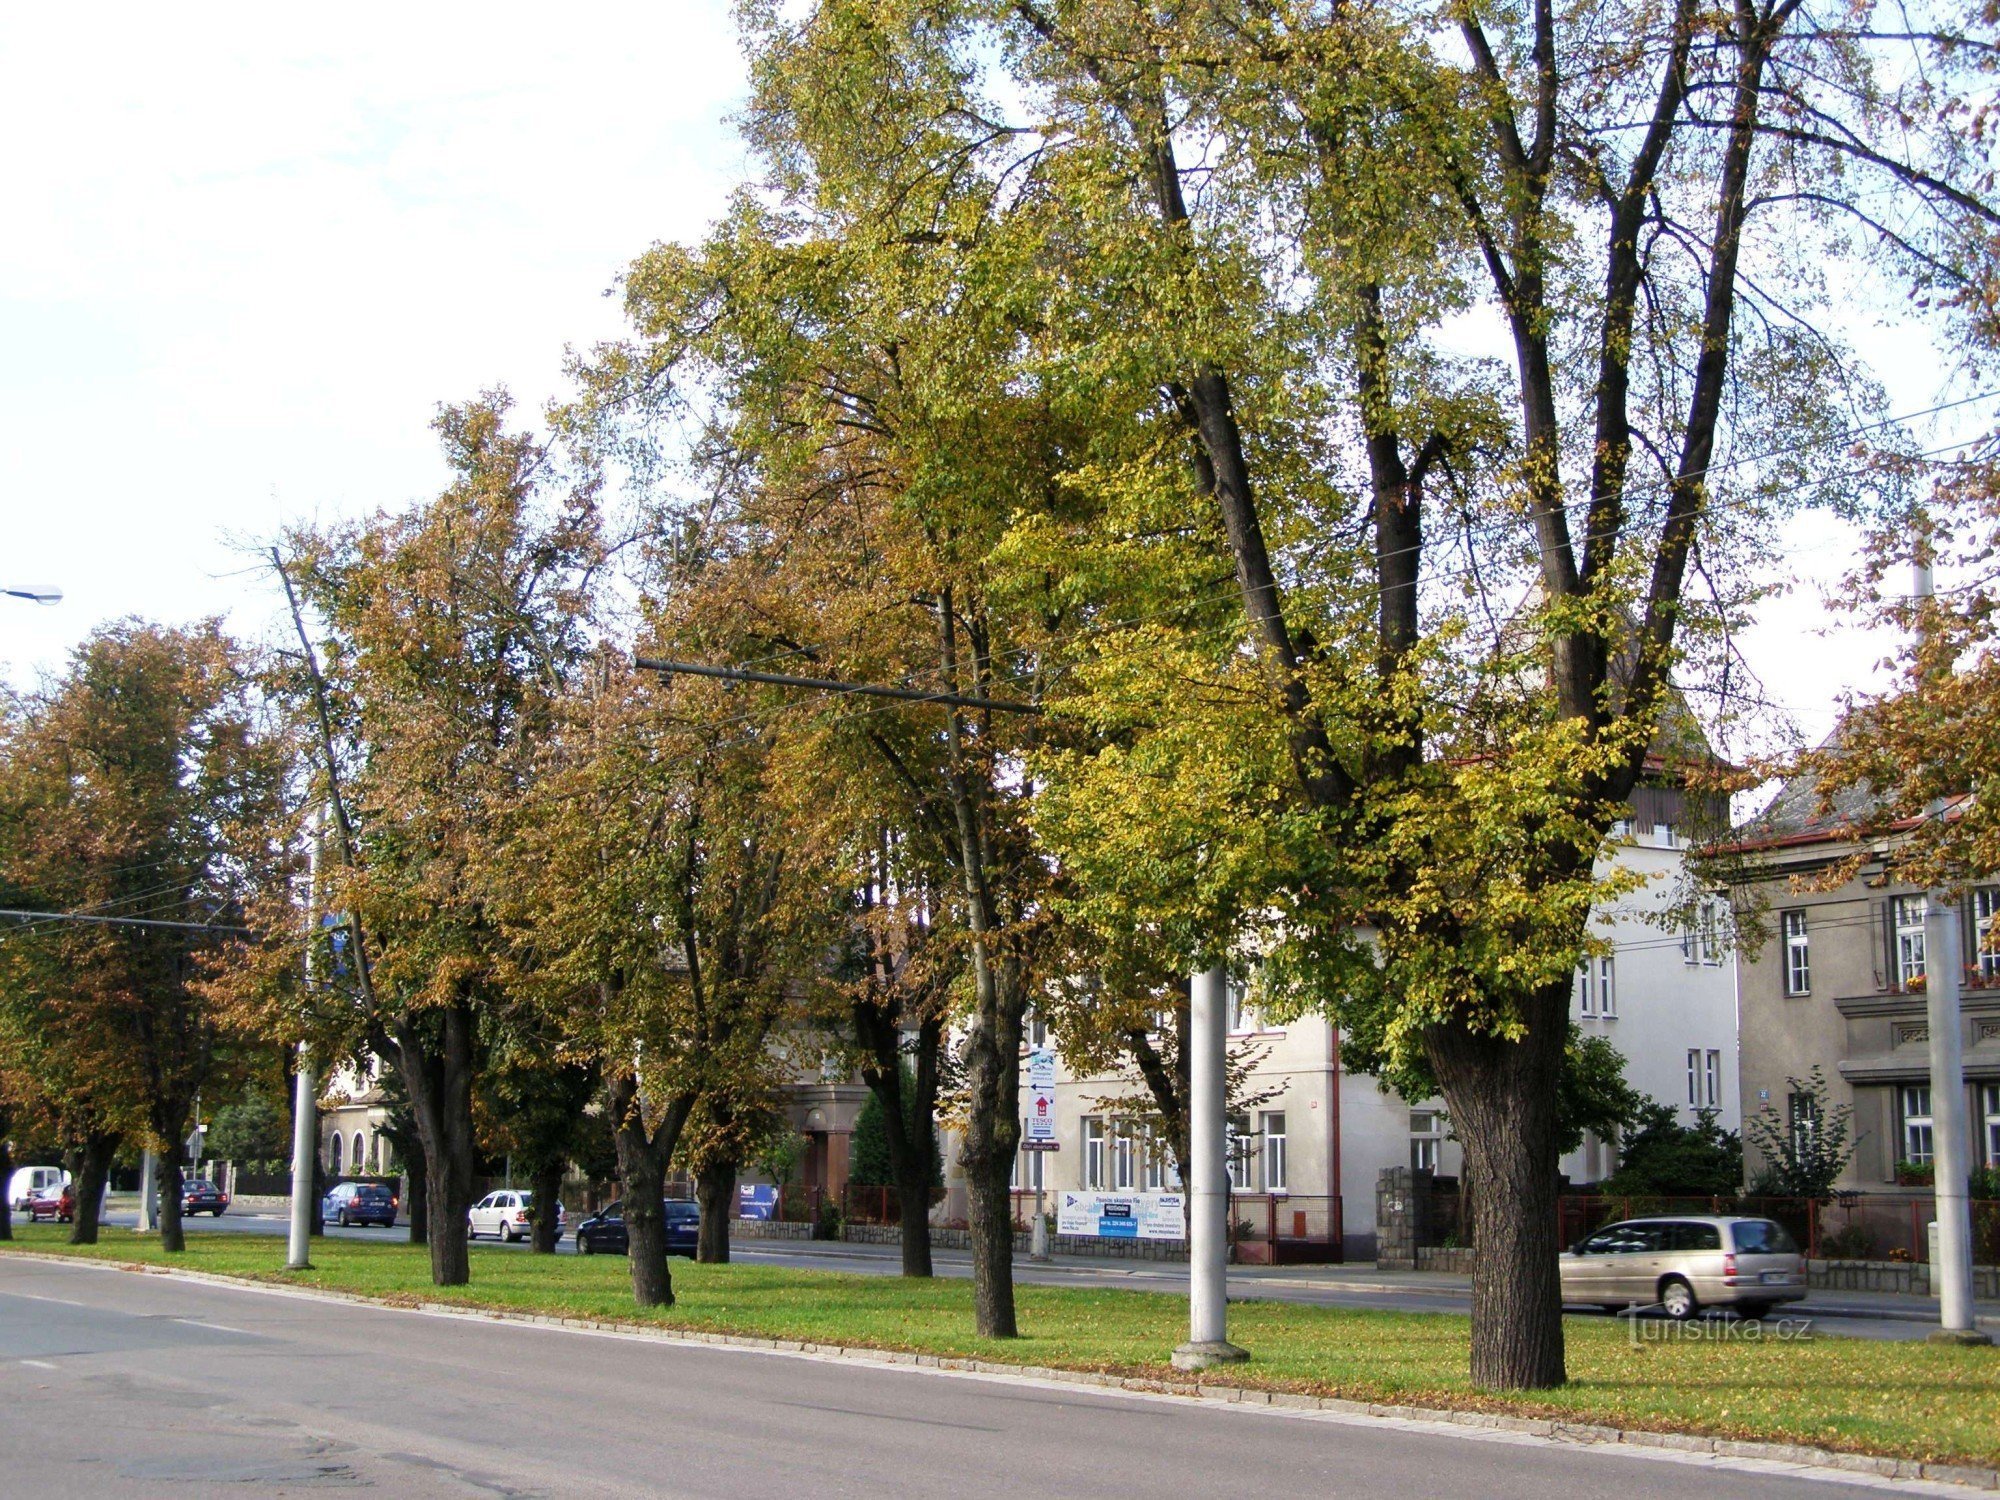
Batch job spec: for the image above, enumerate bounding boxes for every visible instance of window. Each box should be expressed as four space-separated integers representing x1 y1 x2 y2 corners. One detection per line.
1083 1117 1106 1189
1984 1084 2000 1166
1225 976 1254 1034
1789 1092 1820 1160
1410 1110 1443 1173
1975 890 2000 982
353 1133 365 1173
1901 1084 1934 1166
1011 1133 1044 1190
1226 1113 1255 1191
1687 1050 1702 1107
1110 1124 1136 1191
1779 908 1811 995
1262 1112 1288 1192
1894 895 1928 989
1576 965 1593 1016
1597 956 1616 1017
329 1132 342 1175
1703 1050 1722 1108
1025 1010 1049 1049
1143 1128 1180 1190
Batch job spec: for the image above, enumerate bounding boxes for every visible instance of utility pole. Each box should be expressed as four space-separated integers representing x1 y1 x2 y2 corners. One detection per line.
1174 964 1248 1370
137 1148 156 1233
1913 548 1990 1345
287 821 320 1271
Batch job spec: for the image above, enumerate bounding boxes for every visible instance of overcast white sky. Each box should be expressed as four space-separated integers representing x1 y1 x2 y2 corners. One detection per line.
0 5 1970 761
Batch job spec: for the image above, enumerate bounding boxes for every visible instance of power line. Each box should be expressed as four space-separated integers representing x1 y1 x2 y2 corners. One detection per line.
0 908 253 937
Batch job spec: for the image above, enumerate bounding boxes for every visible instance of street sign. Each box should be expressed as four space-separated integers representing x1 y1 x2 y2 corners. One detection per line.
1057 1190 1186 1241
1021 1140 1061 1152
1025 1044 1058 1147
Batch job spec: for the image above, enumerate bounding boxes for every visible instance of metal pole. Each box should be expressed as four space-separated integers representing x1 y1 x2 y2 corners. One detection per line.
137 1149 156 1233
287 819 321 1271
1175 964 1248 1370
1913 550 1990 1345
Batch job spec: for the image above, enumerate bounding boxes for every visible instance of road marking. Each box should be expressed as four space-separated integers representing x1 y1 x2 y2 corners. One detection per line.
176 1318 252 1335
20 1359 56 1370
3 1292 88 1307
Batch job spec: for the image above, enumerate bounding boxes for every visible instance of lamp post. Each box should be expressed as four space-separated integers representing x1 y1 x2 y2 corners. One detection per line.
1174 964 1249 1371
2 586 61 605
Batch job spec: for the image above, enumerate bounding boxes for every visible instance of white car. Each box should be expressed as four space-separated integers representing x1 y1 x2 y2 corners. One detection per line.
466 1189 564 1243
8 1165 68 1213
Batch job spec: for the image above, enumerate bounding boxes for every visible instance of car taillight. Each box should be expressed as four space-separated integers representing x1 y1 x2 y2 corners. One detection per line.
1722 1252 1738 1285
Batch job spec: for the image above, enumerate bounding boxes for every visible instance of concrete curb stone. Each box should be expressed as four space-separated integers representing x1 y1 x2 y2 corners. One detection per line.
4 1247 1995 1494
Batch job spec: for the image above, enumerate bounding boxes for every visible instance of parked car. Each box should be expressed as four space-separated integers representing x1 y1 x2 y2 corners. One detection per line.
181 1179 230 1216
467 1189 563 1243
573 1199 699 1258
1560 1215 1807 1319
9 1165 68 1213
27 1185 76 1223
322 1182 397 1228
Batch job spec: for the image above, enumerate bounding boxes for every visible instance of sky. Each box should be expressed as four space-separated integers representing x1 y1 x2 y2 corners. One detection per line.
0 5 1973 770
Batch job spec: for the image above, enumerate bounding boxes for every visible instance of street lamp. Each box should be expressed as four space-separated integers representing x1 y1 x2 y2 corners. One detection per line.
2 585 61 605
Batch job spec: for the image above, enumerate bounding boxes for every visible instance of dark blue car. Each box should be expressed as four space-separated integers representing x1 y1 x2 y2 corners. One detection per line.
322 1181 398 1228
574 1199 698 1257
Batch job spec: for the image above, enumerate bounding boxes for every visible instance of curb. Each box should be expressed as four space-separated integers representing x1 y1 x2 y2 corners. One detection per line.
3 1248 1995 1494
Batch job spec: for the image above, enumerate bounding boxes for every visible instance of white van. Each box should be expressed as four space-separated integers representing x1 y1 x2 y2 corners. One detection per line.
9 1165 70 1212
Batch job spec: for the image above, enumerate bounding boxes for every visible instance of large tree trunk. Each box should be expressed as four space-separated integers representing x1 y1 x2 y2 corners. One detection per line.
530 1160 563 1255
397 1003 478 1287
66 1134 118 1246
156 1155 186 1253
695 1158 735 1264
959 1000 1023 1336
1427 986 1570 1390
854 1003 943 1279
894 1157 934 1279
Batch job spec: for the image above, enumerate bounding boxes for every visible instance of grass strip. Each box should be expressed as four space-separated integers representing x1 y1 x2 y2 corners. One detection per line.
5 1225 1995 1470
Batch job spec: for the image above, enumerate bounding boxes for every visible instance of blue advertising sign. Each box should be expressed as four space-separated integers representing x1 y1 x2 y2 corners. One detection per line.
738 1184 778 1220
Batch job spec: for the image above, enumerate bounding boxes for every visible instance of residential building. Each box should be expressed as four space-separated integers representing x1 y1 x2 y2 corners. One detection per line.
1723 763 2000 1187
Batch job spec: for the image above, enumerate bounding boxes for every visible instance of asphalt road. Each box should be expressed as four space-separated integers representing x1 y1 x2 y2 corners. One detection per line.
98 1207 1956 1342
0 1254 1946 1498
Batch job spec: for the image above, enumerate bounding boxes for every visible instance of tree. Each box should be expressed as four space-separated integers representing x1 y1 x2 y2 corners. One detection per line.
0 621 284 1249
732 0 1999 1390
1745 1066 1856 1199
849 1067 944 1191
504 654 826 1307
265 393 604 1287
1600 1103 1744 1197
478 1042 598 1255
205 1086 292 1174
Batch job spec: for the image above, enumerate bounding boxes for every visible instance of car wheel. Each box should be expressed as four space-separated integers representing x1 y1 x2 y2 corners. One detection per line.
500 1222 515 1243
1659 1276 1698 1321
338 1208 350 1227
578 1235 593 1255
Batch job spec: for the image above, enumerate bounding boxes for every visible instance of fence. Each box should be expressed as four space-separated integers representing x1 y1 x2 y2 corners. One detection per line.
1555 1192 2000 1265
1007 1188 1344 1263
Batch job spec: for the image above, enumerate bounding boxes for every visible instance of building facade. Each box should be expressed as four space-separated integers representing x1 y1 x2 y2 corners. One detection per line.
1727 770 2000 1188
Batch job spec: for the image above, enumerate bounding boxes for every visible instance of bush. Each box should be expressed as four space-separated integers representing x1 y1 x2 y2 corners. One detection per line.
1820 1222 1875 1260
1599 1103 1742 1196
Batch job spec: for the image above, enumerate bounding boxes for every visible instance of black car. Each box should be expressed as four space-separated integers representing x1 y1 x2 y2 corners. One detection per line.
574 1199 699 1258
181 1179 230 1216
323 1181 398 1228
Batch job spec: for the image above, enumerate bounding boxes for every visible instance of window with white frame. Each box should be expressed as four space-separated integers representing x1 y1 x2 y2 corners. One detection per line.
329 1132 342 1174
1083 1117 1106 1189
1703 1050 1722 1108
1901 1084 1934 1166
1686 1050 1702 1107
1975 890 2000 982
1143 1127 1180 1190
1576 965 1593 1016
1262 1112 1288 1192
1597 956 1616 1017
1782 908 1811 996
1110 1124 1137 1191
1697 899 1724 964
1894 895 1928 990
1225 975 1253 1034
1789 1091 1820 1160
1226 1112 1255 1191
1984 1084 2000 1166
1011 1133 1044 1190
1410 1110 1443 1173
1025 1009 1049 1049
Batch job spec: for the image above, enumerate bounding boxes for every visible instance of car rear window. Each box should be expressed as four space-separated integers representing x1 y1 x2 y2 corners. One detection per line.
1731 1219 1797 1254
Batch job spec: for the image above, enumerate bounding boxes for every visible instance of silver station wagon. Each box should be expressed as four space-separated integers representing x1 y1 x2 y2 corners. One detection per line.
1559 1215 1807 1319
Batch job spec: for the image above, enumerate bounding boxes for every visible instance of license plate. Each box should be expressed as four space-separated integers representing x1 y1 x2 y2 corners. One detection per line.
1760 1270 1794 1284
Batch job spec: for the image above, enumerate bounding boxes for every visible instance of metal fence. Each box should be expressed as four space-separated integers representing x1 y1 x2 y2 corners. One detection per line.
1553 1192 2000 1264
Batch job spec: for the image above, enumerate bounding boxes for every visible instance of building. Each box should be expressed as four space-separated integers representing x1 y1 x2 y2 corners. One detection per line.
320 1054 395 1180
1724 763 2000 1188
